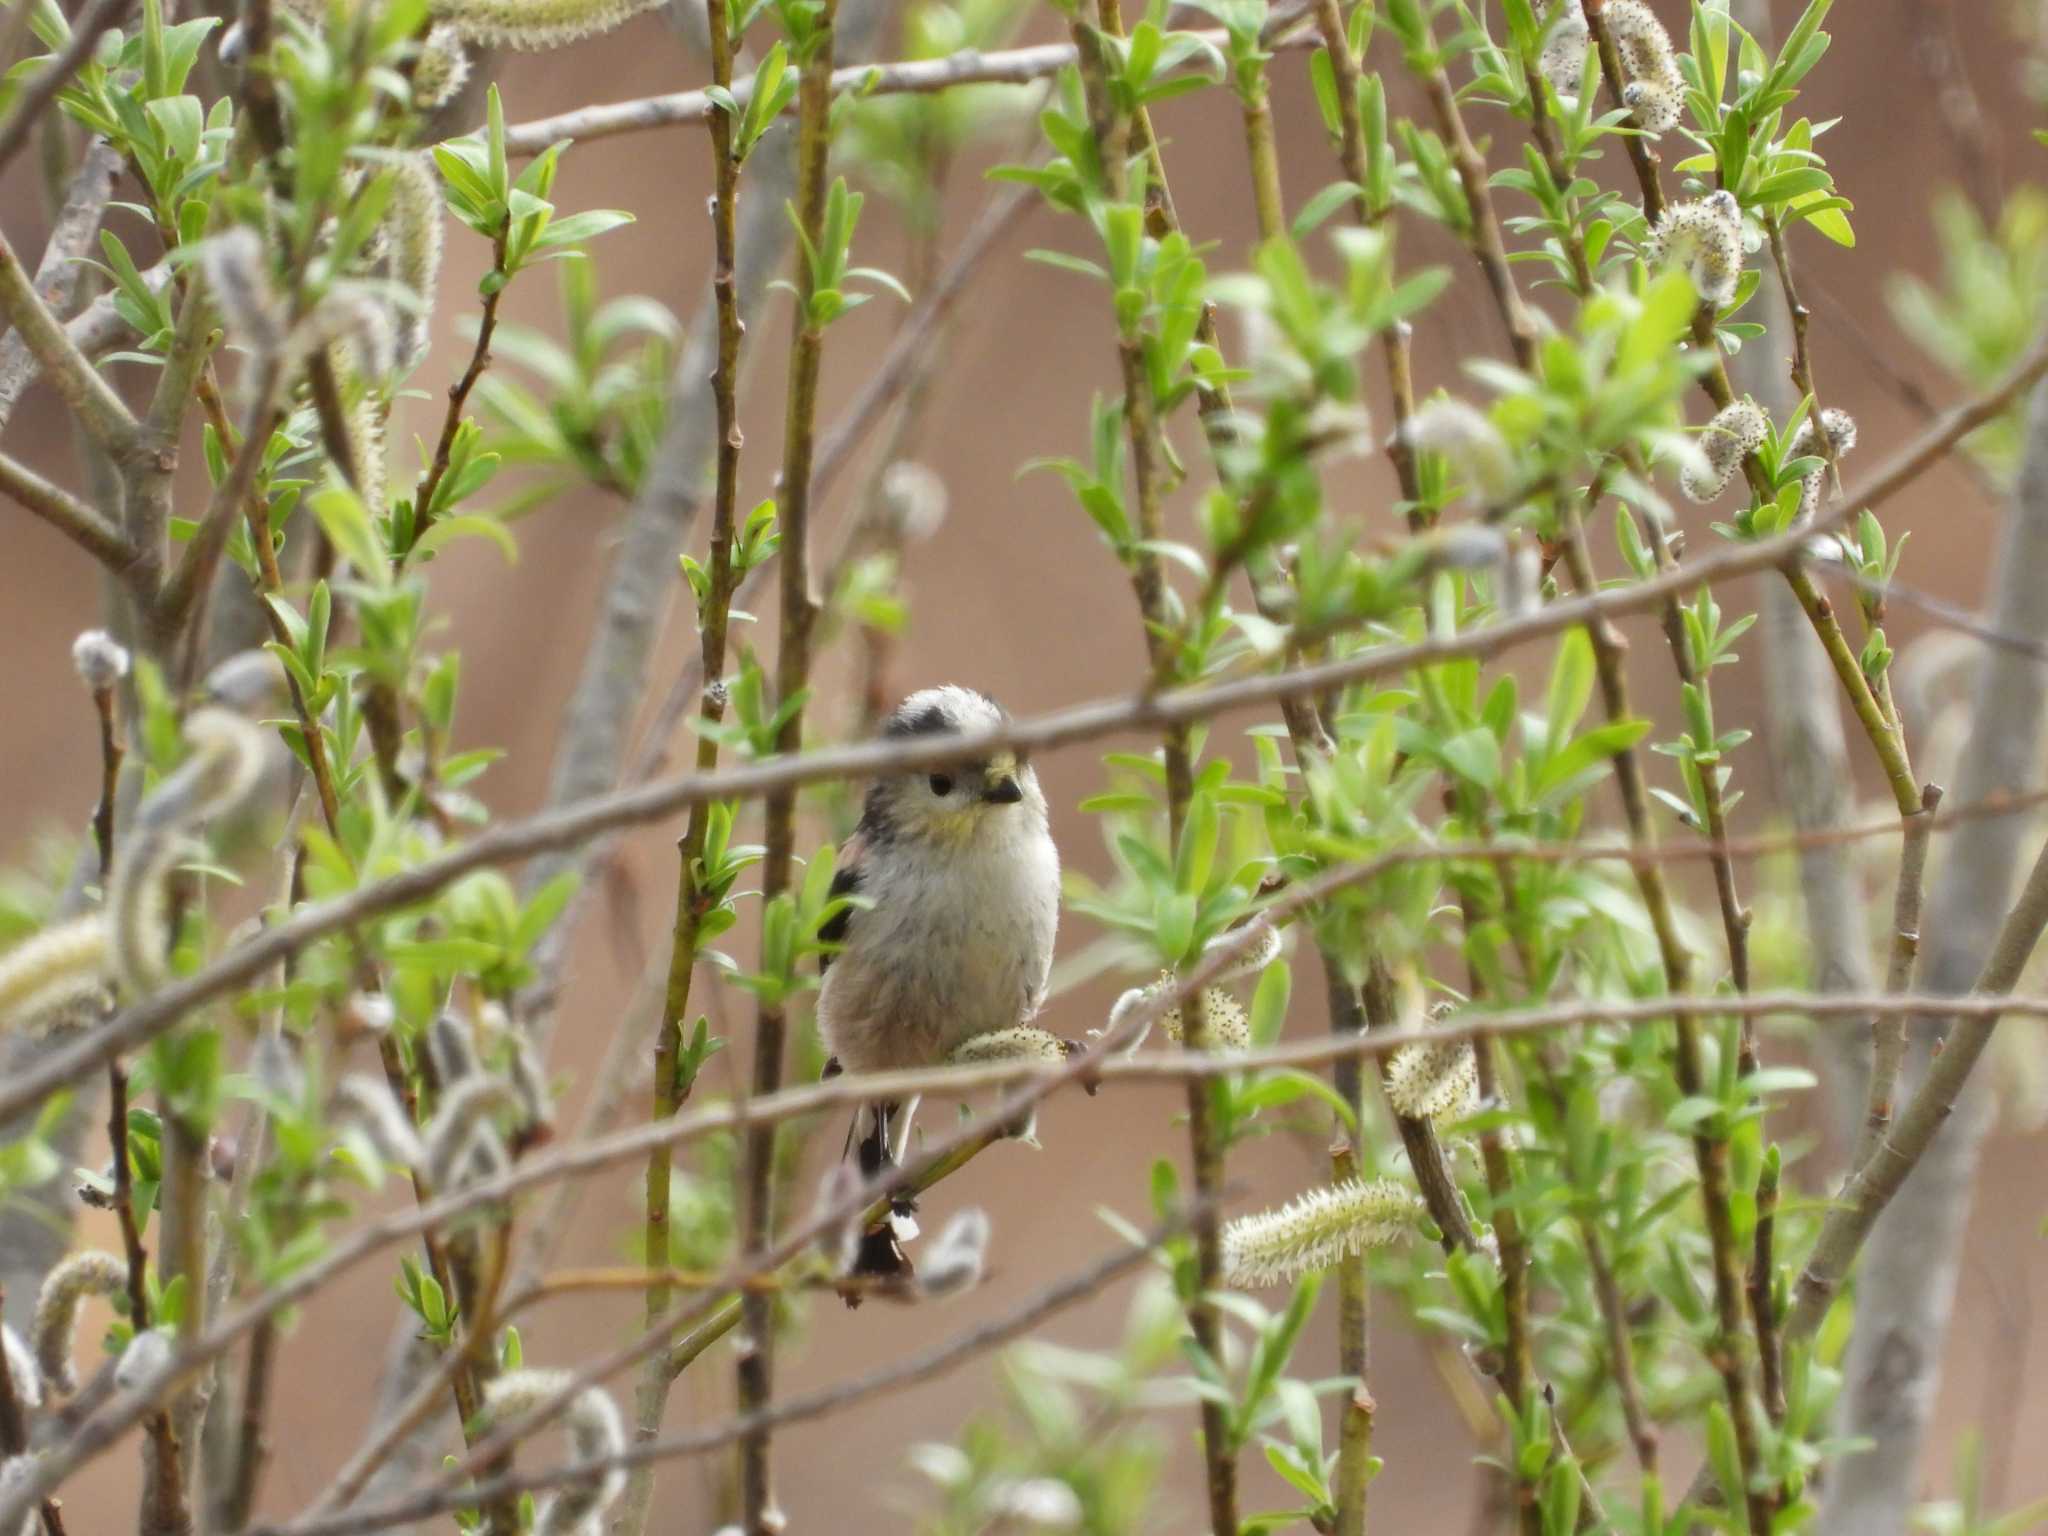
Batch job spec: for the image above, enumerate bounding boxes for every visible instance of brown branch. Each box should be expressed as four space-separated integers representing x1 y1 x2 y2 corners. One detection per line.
0 221 140 458
0 1282 68 1536
736 7 840 1527
0 141 121 435
1331 1136 1375 1536
497 28 1322 157
0 449 137 575
619 0 749 1529
404 237 506 561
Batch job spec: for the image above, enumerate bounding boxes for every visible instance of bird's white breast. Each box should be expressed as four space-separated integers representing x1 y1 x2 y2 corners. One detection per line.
818 817 1060 1074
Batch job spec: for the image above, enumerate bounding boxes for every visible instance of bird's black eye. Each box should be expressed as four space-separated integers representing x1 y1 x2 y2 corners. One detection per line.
928 773 954 797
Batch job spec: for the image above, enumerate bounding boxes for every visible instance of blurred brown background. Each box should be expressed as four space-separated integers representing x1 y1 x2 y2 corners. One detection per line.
4 0 2046 1529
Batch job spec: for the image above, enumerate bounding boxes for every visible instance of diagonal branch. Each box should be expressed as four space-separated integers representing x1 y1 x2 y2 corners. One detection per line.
0 447 138 574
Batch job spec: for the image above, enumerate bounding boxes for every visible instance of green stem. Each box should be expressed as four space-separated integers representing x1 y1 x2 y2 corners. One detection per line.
626 7 747 1533
737 6 838 1527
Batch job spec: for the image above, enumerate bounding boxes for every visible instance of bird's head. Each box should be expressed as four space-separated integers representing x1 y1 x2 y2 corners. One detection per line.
861 686 1045 847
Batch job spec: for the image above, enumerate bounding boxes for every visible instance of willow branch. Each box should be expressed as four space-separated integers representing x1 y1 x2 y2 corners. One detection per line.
0 141 121 434
618 3 748 1531
0 447 137 573
498 28 1321 157
0 221 140 457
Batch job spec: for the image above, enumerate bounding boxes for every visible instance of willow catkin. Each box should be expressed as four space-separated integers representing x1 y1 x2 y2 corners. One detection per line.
70 630 129 692
412 23 471 111
32 1251 127 1396
0 921 111 1034
2 1326 38 1413
430 0 664 50
481 1373 626 1536
947 1026 1067 1067
108 708 265 998
1403 398 1513 504
1681 398 1771 503
1647 191 1745 307
1538 0 1684 134
1220 1179 1424 1288
1384 1037 1481 1123
917 1209 992 1300
333 1074 425 1168
1791 407 1860 521
384 153 445 376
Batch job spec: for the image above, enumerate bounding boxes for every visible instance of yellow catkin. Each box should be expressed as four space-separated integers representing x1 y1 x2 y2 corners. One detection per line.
431 0 664 51
33 1251 127 1395
948 1026 1067 1067
0 920 110 1033
1221 1179 1424 1288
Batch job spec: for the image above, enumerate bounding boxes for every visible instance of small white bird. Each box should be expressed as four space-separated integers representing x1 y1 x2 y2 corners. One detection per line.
818 686 1061 1278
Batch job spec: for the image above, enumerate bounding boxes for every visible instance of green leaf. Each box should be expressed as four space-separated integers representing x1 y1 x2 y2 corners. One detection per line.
409 514 518 565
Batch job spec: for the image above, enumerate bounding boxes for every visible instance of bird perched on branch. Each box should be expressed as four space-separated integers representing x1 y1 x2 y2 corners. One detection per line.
818 686 1061 1282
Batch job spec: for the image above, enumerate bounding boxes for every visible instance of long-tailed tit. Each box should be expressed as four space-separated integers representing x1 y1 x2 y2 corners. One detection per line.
818 686 1060 1278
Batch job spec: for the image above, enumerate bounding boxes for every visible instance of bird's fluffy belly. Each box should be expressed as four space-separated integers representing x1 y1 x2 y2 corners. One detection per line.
819 843 1057 1074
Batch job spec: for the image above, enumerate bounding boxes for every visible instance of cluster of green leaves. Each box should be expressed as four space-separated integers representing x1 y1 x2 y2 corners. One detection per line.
908 1276 1179 1532
839 0 1032 234
1887 188 2048 475
479 258 680 502
436 86 634 294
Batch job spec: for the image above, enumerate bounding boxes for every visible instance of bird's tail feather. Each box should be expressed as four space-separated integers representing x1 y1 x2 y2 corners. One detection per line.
842 1098 920 1290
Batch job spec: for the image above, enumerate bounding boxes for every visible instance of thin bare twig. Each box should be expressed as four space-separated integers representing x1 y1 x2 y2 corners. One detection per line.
498 27 1321 156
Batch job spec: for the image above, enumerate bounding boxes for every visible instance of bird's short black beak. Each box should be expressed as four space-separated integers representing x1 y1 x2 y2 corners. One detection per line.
982 777 1023 805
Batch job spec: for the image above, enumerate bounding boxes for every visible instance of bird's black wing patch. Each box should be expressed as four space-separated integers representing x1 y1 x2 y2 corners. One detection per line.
818 856 863 973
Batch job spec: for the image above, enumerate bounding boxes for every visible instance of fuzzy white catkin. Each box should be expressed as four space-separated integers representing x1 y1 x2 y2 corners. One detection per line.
0 919 110 1034
423 1076 519 1192
1 1456 39 1536
1647 192 1744 308
1221 1179 1424 1288
33 1251 128 1395
428 1011 481 1084
412 23 471 111
2 1326 39 1412
430 0 665 51
70 630 129 692
985 1479 1083 1529
482 1373 626 1536
1538 0 1683 134
385 153 445 376
1681 399 1771 503
108 708 265 998
1206 920 1282 981
879 461 948 545
1610 0 1685 133
201 226 286 355
1404 398 1514 503
333 1074 425 1168
918 1208 992 1299
1791 408 1859 521
1383 1037 1481 1123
